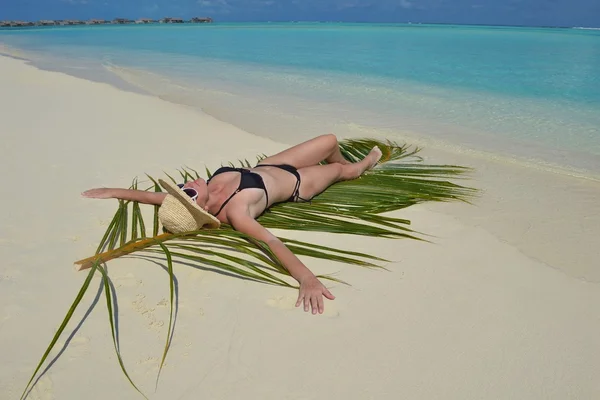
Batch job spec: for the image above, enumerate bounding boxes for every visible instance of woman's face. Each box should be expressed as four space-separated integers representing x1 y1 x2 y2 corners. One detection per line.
184 178 209 210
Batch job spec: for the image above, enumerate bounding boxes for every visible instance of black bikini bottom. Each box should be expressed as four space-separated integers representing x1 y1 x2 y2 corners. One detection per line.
255 163 311 203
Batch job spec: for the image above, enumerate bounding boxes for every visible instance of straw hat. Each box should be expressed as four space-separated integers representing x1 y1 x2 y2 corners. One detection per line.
158 179 220 233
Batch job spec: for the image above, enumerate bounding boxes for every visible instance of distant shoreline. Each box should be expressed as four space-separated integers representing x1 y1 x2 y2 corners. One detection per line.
0 17 213 28
1 20 599 30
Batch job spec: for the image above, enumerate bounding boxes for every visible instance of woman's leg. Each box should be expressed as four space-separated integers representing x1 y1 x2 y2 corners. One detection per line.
258 134 350 169
296 147 382 200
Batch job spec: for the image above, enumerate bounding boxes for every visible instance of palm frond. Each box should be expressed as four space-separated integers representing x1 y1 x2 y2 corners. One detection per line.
22 138 477 398
258 138 475 235
19 265 98 400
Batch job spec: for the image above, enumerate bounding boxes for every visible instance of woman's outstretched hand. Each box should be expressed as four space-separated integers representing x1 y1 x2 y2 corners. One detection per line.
81 188 113 199
296 276 335 315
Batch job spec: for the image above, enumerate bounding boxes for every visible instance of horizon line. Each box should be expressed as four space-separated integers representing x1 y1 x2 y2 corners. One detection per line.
1 19 599 30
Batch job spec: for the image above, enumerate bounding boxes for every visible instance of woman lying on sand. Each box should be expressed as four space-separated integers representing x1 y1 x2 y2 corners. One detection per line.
82 134 382 315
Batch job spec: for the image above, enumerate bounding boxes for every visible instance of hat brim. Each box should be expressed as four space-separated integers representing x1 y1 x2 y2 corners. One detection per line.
159 179 221 229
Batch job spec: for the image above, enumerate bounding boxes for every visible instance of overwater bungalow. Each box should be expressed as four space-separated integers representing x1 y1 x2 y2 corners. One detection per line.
191 17 213 23
160 17 184 24
36 20 57 26
59 20 85 26
0 16 212 28
135 18 156 24
4 21 35 27
112 18 133 24
87 19 108 25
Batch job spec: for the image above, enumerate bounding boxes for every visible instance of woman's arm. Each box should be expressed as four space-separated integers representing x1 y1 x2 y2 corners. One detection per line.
227 208 335 315
82 188 167 205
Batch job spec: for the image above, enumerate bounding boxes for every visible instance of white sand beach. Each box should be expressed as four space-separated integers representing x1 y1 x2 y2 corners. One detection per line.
1 55 599 399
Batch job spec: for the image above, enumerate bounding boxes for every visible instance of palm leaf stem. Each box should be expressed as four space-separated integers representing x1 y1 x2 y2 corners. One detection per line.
75 233 174 271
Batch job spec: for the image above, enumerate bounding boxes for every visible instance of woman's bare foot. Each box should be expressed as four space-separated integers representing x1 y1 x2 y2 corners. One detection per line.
365 146 382 170
348 146 383 178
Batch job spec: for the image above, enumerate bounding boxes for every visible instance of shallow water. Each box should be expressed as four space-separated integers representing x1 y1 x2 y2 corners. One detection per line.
2 23 599 176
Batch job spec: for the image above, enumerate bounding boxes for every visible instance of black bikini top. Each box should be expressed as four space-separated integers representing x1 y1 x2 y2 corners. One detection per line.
207 166 269 217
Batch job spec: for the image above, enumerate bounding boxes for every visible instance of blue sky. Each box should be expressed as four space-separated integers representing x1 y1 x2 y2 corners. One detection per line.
1 0 599 27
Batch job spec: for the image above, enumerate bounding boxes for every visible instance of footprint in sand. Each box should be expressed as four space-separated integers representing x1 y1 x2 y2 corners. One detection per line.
28 375 55 400
156 298 168 307
131 294 165 332
266 296 340 318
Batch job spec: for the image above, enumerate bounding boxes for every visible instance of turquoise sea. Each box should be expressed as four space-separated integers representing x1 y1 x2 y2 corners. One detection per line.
1 23 599 175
